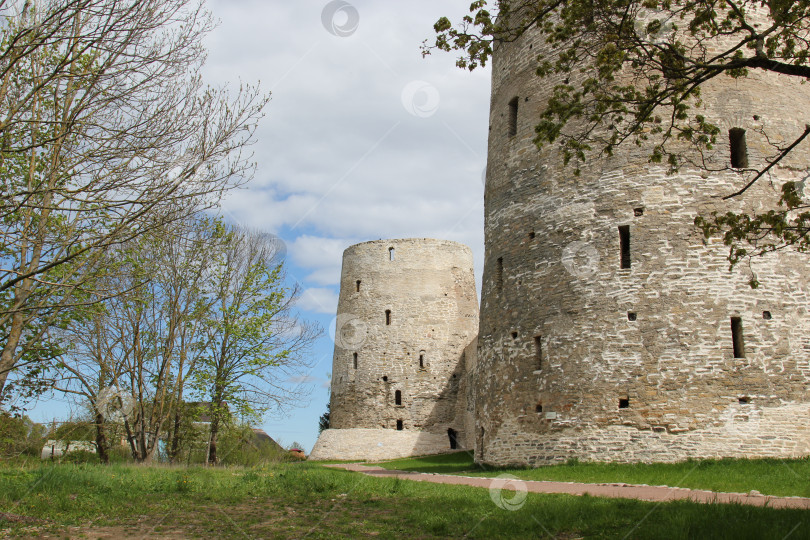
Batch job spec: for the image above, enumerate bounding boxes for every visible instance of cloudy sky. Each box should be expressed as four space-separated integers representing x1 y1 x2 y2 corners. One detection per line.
201 0 491 451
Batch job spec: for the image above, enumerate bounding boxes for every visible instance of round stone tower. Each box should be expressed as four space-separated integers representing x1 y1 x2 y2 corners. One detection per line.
310 238 479 461
477 12 810 466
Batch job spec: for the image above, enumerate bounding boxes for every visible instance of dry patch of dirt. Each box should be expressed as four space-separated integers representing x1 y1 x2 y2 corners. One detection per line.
0 512 43 524
10 497 409 539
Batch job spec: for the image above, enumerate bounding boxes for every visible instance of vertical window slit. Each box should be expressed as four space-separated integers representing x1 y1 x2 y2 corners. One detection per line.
619 225 631 269
731 317 745 358
385 310 391 326
356 280 361 292
396 419 403 431
508 96 518 137
729 128 748 168
353 352 358 369
395 390 402 406
388 246 395 261
534 336 543 370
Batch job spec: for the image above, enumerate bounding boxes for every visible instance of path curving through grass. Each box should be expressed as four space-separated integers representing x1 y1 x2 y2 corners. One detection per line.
330 462 810 509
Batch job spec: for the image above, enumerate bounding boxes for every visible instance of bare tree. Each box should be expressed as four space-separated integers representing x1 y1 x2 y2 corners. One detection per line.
54 298 128 463
57 215 226 463
0 0 269 399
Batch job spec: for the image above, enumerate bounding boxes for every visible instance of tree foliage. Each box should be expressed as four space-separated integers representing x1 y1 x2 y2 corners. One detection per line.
190 225 319 464
318 401 330 434
56 216 228 462
426 0 810 268
57 218 319 464
0 411 46 458
0 0 269 400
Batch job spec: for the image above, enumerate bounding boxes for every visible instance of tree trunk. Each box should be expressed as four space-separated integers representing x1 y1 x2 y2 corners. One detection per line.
207 413 220 465
137 419 150 463
0 310 26 398
94 411 110 464
122 417 139 461
168 411 182 463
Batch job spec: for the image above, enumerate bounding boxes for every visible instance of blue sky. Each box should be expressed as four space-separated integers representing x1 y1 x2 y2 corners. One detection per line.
30 0 491 453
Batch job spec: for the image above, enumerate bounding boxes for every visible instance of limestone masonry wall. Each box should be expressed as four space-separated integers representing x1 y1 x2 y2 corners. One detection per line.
311 8 810 466
310 428 456 462
310 239 478 461
475 8 810 466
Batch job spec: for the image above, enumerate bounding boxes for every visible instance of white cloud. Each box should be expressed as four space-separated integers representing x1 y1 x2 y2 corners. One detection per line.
287 375 322 385
200 0 490 450
288 235 350 286
207 0 488 282
297 287 340 315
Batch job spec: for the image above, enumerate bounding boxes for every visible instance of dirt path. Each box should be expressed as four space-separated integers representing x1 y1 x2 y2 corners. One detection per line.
326 463 810 510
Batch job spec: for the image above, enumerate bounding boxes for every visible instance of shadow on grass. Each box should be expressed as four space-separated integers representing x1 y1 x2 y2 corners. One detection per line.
1 461 807 539
376 451 487 474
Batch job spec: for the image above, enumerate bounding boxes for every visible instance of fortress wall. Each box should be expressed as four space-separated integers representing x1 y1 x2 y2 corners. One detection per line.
316 238 479 461
457 337 479 451
482 402 810 467
476 9 810 466
309 428 457 461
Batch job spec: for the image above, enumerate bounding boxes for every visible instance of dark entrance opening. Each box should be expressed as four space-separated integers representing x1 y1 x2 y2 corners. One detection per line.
447 428 458 449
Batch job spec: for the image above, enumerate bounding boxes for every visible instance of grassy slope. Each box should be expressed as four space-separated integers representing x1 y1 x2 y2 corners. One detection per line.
378 452 810 497
0 461 807 539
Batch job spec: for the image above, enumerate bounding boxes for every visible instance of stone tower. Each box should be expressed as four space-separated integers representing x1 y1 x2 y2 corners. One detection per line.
476 12 810 466
310 238 478 461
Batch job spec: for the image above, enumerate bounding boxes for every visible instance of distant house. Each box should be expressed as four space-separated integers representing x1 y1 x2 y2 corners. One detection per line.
252 428 285 453
41 440 96 460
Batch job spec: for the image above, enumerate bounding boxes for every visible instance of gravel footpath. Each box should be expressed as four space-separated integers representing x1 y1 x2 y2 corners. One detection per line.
325 463 810 509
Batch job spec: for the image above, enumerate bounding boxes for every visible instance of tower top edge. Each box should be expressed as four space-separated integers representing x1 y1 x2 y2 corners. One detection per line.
344 238 473 253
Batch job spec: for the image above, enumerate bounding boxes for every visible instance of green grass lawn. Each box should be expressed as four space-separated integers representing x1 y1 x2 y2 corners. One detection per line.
0 461 808 539
378 452 810 497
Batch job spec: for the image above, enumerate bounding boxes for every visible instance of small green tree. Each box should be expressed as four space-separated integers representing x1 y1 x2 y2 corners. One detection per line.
0 413 46 459
318 402 330 434
192 226 320 464
51 420 96 442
